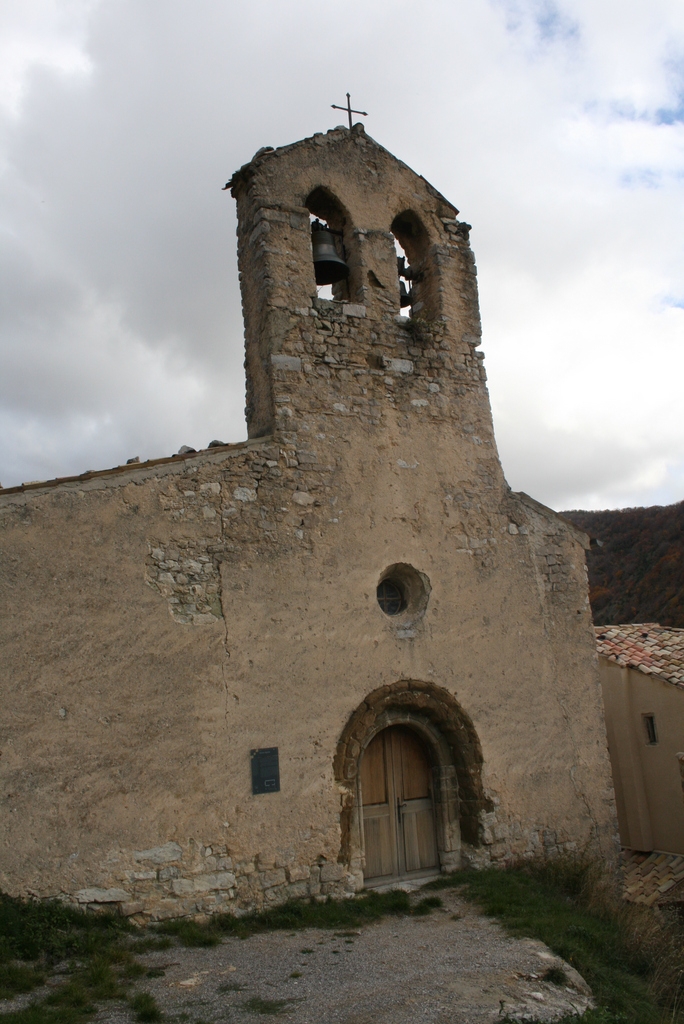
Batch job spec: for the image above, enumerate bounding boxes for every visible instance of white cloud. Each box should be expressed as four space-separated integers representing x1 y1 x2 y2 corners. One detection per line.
0 0 95 118
0 0 683 510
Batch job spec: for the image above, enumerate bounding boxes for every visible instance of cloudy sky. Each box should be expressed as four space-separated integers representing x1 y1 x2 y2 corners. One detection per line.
1 0 683 510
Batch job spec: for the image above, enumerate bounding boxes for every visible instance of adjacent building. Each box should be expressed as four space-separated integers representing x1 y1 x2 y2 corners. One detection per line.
598 624 684 855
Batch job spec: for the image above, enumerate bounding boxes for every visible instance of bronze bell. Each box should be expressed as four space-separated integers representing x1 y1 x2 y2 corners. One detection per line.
397 255 414 307
399 280 414 308
311 220 349 285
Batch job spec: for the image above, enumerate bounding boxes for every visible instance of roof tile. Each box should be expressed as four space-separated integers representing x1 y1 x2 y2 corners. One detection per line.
596 624 684 690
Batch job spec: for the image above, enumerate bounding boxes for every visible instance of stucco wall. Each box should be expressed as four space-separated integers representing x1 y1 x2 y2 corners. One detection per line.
601 658 684 854
0 126 617 921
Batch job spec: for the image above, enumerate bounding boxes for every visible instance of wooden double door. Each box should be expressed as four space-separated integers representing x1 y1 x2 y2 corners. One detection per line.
360 726 439 883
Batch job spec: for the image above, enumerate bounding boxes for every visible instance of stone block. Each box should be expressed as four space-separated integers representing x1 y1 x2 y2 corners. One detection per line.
264 885 288 903
146 900 188 921
119 901 145 917
191 872 236 892
386 358 413 374
259 869 287 889
158 866 179 881
270 355 302 371
286 881 309 899
292 491 315 506
342 304 366 318
319 862 344 883
287 864 310 882
76 887 131 904
171 878 195 895
233 487 257 502
183 560 203 573
133 842 183 865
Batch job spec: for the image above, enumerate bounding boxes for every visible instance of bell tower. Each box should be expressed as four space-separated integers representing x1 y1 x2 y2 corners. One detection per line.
227 123 496 470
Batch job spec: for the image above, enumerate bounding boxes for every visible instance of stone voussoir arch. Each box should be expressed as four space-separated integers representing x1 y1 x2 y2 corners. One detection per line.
335 680 490 875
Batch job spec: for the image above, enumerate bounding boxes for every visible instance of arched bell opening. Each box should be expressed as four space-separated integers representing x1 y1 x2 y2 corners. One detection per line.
334 681 490 887
391 209 435 319
305 187 357 302
393 235 413 313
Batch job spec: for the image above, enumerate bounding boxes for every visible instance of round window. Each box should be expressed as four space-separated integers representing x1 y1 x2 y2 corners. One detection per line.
376 579 405 616
376 563 431 625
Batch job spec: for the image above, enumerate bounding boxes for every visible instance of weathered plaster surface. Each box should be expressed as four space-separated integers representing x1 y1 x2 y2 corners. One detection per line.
0 126 617 921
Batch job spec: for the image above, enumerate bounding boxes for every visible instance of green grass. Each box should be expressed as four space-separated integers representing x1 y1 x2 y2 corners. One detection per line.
426 860 684 1024
130 991 163 1022
126 936 173 954
155 888 413 945
412 895 443 915
543 964 569 986
0 891 130 967
0 962 45 1000
0 891 162 1023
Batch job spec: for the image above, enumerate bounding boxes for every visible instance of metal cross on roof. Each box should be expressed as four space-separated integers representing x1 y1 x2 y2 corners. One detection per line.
331 93 368 130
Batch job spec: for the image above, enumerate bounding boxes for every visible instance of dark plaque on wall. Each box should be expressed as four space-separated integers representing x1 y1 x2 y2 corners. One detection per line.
250 747 280 795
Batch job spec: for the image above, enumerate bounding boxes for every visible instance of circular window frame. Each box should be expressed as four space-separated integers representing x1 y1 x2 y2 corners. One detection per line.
376 563 431 626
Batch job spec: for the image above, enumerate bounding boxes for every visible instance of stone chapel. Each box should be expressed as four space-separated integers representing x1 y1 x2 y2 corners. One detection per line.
0 125 617 921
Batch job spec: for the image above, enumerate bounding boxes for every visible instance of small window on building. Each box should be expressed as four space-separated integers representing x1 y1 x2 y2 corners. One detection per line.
643 715 658 745
377 579 405 616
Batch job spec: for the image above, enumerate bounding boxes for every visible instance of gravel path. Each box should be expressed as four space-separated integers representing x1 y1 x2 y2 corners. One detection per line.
97 888 593 1024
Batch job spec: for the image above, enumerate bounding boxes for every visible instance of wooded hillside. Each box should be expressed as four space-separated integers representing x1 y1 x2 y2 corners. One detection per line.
562 501 684 628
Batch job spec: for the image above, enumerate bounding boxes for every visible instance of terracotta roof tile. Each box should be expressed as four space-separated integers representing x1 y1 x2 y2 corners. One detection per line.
622 849 684 905
596 624 684 690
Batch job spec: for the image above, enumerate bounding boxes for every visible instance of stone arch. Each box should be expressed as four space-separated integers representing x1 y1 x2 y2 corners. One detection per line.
305 186 358 302
391 209 438 318
334 680 490 879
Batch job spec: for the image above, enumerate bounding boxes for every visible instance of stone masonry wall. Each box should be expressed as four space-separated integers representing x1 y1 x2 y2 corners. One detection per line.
79 840 355 923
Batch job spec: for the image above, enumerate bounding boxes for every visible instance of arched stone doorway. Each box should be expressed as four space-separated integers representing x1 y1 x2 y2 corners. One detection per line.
334 681 490 886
